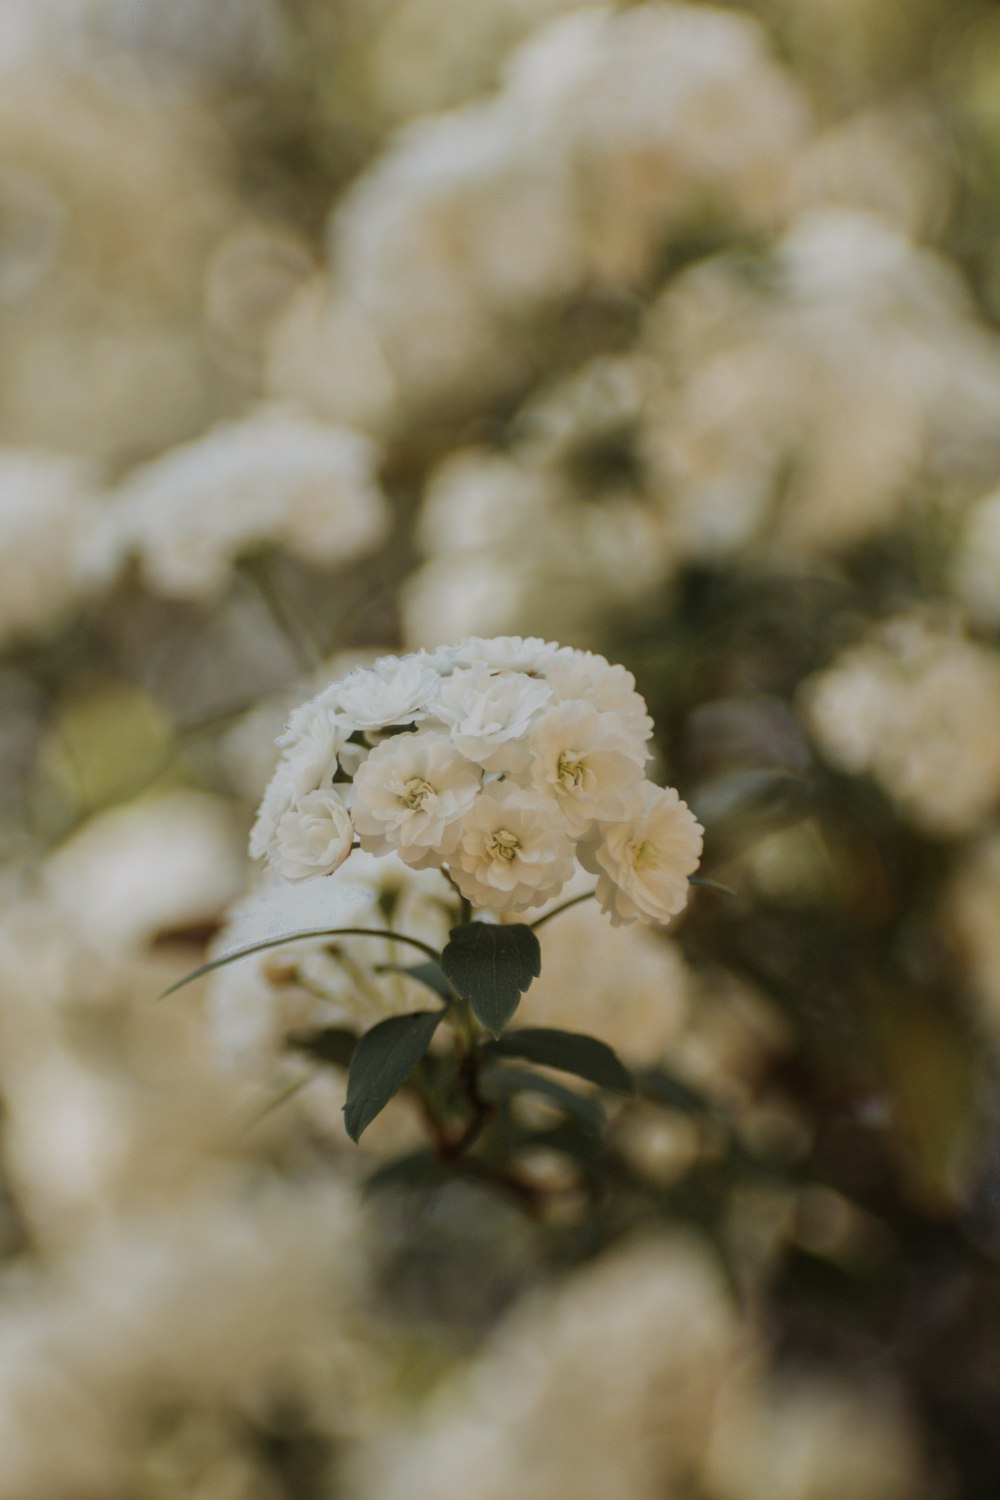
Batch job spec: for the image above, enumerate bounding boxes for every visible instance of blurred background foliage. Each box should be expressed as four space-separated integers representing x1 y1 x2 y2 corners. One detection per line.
4 1 1000 1497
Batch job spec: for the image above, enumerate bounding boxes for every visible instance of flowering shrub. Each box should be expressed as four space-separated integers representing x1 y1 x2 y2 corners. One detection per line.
180 637 703 1146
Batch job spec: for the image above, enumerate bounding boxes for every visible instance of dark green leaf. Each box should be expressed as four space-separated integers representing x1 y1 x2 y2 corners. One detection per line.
363 1149 453 1196
634 1067 715 1116
288 1027 357 1069
375 960 455 1003
344 1010 443 1142
485 1027 633 1093
480 1064 603 1131
441 922 541 1036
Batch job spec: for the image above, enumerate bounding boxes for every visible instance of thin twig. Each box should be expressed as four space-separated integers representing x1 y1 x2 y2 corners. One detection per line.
160 926 442 998
530 889 597 930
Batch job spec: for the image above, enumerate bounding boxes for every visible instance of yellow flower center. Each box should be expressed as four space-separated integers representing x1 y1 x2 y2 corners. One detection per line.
488 828 521 862
628 838 654 869
556 751 586 790
401 776 435 810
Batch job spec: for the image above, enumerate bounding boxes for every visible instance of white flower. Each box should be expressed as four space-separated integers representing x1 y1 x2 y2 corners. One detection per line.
249 761 299 860
526 700 647 833
280 699 347 784
452 786 575 913
352 732 482 868
545 649 654 745
113 407 389 599
580 782 703 927
269 790 354 881
334 655 440 732
451 635 561 675
429 664 552 771
249 701 348 860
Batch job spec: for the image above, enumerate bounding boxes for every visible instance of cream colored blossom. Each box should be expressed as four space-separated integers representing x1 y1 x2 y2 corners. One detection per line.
581 782 703 927
112 406 390 598
248 701 349 862
452 785 574 913
248 699 349 862
802 613 1000 837
645 210 1000 563
335 654 441 732
352 731 482 866
527 700 646 833
430 663 552 772
0 450 115 647
452 634 561 675
352 1235 738 1500
316 4 807 422
269 789 354 880
545 649 654 745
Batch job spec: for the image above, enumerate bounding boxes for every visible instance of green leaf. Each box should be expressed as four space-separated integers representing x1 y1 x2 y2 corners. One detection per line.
288 1027 357 1069
375 960 455 1003
344 1010 443 1142
440 922 541 1036
480 1064 603 1131
363 1149 453 1196
634 1067 715 1116
485 1027 633 1094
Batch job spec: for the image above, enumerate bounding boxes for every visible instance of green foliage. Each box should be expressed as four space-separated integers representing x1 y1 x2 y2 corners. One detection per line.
634 1068 717 1117
479 1064 604 1131
375 960 456 1003
288 1027 358 1070
440 922 542 1036
343 1010 444 1141
485 1027 633 1094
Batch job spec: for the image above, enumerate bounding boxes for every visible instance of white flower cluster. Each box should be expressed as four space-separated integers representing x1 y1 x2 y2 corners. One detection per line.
270 3 807 427
802 612 1000 837
108 405 390 600
251 638 703 925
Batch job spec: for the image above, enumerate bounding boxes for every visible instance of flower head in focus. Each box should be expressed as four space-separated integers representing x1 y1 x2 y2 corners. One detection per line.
251 638 702 923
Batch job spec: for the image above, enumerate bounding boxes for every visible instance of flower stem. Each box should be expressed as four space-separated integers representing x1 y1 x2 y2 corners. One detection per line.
530 889 597 930
160 926 442 998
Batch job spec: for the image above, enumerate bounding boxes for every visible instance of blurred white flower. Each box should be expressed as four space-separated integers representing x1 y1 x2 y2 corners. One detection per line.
522 882 692 1061
207 853 450 1070
802 613 1000 837
402 360 679 648
352 731 483 866
352 1235 739 1500
269 789 354 880
645 209 1000 562
302 3 807 424
43 791 245 956
111 406 390 599
707 1375 922 1500
581 782 703 927
452 784 575 913
0 450 115 646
